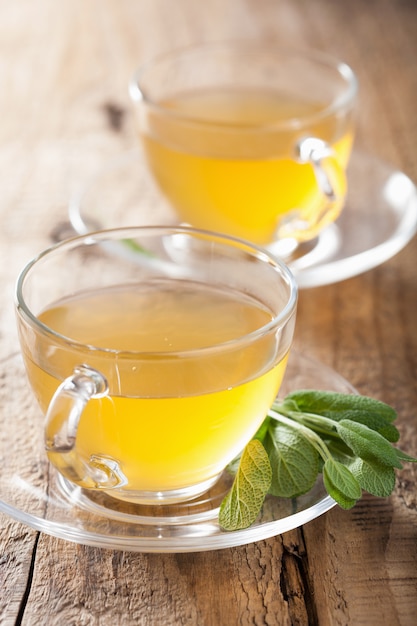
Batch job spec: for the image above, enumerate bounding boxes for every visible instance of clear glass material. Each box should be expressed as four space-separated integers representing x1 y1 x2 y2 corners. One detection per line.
15 226 297 506
0 350 355 552
69 150 417 288
129 41 358 247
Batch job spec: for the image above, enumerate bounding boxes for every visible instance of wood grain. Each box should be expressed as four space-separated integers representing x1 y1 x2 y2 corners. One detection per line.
0 1 416 624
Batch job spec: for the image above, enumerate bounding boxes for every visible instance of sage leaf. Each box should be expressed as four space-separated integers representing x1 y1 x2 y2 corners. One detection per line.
347 457 396 497
286 391 397 424
331 411 399 442
336 419 403 468
395 448 417 463
323 458 362 509
285 390 399 440
264 422 319 498
219 440 272 531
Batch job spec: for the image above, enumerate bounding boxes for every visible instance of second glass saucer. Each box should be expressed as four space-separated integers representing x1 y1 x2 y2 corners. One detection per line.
68 149 417 288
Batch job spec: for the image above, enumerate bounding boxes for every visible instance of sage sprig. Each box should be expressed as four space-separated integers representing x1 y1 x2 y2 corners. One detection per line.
219 390 416 531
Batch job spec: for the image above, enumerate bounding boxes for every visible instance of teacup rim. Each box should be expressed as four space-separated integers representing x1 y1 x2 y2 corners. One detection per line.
129 39 358 133
15 225 298 358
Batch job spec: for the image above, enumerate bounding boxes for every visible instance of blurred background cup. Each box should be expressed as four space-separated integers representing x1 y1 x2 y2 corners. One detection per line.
15 226 297 506
129 41 358 255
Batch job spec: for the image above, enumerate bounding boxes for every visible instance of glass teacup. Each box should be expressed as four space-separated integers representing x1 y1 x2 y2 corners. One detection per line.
129 41 358 253
15 226 297 505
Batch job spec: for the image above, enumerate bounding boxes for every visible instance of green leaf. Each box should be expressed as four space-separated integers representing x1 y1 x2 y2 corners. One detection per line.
286 390 397 424
323 458 362 509
121 238 153 256
336 419 403 468
284 391 399 440
395 448 417 463
264 422 319 498
347 457 396 497
219 440 272 531
329 410 400 442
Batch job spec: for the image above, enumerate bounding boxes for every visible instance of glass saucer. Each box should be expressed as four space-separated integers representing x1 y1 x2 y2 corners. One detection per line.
0 350 356 553
68 149 417 289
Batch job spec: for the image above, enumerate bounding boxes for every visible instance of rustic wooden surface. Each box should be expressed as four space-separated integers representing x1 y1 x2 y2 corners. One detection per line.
1 1 416 624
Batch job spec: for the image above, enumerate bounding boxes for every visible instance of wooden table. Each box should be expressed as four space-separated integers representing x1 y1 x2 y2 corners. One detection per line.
1 1 416 624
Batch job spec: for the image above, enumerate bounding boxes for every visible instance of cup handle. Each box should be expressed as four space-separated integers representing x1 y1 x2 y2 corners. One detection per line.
44 364 127 489
277 136 347 240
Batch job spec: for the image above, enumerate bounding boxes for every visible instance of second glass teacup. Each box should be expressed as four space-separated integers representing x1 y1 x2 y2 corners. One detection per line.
15 226 297 506
129 41 358 250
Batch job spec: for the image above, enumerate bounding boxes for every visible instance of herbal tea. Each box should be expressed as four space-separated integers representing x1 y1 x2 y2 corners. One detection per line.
23 281 289 498
142 88 354 243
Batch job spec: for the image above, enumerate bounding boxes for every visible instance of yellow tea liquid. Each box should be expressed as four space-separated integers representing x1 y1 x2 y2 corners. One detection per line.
24 281 288 495
142 88 354 243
